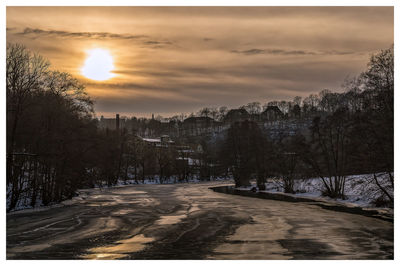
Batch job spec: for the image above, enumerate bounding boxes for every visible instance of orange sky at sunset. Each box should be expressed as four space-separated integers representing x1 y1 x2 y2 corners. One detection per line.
6 6 394 118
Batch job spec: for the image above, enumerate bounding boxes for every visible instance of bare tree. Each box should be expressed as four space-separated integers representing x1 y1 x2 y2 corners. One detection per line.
244 102 262 115
218 106 228 121
293 96 302 107
7 44 49 170
308 108 351 199
197 107 211 117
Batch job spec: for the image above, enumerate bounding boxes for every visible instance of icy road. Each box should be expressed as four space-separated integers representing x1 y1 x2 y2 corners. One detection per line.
7 182 393 259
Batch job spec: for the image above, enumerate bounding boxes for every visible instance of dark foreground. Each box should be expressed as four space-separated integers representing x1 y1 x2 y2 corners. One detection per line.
7 182 393 259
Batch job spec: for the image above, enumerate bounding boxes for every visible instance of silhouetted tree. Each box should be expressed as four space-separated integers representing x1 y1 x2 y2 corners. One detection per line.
222 120 265 187
308 108 352 198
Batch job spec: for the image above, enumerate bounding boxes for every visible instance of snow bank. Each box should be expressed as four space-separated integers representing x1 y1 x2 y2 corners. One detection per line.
7 176 232 212
258 173 393 208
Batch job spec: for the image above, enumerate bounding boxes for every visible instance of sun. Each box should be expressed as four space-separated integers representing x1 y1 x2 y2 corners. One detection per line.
81 48 115 81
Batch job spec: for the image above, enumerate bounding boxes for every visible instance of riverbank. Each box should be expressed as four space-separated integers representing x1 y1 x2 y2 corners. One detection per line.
210 185 393 222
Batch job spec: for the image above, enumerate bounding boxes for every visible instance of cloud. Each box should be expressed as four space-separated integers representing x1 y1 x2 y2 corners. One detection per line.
324 50 355 55
141 40 174 48
231 48 266 55
6 6 392 117
17 27 146 39
14 27 174 48
230 48 356 56
94 95 204 116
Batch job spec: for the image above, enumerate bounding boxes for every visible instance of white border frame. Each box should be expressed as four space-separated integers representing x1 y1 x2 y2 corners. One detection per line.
1 1 398 265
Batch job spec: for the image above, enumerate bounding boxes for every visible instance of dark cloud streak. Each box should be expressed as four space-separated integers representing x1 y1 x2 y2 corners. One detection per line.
18 27 147 39
15 27 174 48
230 48 356 56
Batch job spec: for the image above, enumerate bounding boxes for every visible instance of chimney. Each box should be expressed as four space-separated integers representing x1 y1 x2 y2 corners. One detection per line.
116 114 120 131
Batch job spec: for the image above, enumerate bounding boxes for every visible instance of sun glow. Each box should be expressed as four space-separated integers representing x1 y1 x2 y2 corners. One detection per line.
81 48 115 81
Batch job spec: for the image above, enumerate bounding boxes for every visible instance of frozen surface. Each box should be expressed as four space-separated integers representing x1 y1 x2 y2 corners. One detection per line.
7 176 232 212
7 182 393 259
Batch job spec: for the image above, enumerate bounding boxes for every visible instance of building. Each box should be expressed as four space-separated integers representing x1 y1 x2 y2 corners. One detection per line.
141 135 175 147
182 116 222 136
98 114 127 130
261 106 284 121
223 108 250 124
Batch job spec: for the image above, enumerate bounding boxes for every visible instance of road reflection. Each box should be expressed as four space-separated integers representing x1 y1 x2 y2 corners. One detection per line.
81 234 154 259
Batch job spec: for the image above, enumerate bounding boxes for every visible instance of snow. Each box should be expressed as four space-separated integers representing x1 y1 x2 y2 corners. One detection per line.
7 176 232 212
8 172 393 212
176 157 200 166
250 173 393 208
178 149 194 153
113 175 230 186
142 138 160 143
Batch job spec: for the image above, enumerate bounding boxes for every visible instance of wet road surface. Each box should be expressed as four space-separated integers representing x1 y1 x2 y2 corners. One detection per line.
7 182 393 259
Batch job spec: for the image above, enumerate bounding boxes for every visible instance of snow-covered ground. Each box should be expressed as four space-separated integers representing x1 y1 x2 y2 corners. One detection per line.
8 173 393 212
7 176 232 212
242 173 393 208
111 175 230 186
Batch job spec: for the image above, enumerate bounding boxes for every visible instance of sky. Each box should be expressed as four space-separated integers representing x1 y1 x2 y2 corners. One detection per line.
6 6 394 118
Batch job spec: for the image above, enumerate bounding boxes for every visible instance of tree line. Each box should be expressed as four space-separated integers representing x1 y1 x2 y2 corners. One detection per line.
6 43 221 211
221 46 393 203
6 43 393 211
